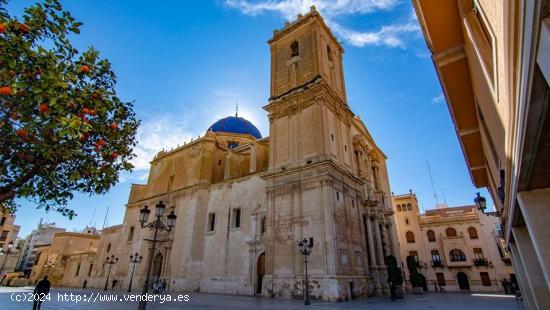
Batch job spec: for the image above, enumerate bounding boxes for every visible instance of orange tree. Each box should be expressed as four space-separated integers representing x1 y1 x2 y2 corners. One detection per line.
0 0 139 217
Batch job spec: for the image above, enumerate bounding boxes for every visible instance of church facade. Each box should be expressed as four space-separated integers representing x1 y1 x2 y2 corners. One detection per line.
51 7 400 301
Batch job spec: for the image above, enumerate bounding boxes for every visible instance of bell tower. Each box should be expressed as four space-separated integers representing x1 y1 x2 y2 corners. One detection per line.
268 6 347 103
265 6 354 172
261 6 386 301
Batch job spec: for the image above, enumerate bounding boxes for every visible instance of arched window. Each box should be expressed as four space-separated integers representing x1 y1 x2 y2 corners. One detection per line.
468 227 478 239
397 205 401 212
449 249 466 262
106 243 111 253
427 230 436 242
327 45 333 62
406 231 415 243
446 227 457 237
291 41 299 57
407 203 412 211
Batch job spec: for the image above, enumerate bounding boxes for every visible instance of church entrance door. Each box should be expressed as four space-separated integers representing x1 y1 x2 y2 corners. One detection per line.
256 253 265 294
152 253 163 287
457 272 470 290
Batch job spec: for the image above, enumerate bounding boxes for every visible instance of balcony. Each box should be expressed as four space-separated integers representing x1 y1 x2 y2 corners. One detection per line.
432 260 444 268
473 257 489 267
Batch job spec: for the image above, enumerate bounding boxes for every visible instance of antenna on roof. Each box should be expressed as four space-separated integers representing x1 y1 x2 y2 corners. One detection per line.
235 101 239 117
426 161 440 208
89 205 97 227
102 206 109 230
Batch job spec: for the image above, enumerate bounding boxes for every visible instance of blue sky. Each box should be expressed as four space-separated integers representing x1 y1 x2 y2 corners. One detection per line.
9 0 493 236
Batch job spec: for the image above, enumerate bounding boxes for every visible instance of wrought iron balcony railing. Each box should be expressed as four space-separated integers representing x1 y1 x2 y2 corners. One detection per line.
473 257 489 267
432 260 444 268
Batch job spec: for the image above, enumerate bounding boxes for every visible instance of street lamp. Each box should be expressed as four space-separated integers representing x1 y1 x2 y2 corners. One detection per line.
138 201 177 310
298 237 313 306
0 241 21 275
128 252 142 292
474 192 487 213
103 255 118 291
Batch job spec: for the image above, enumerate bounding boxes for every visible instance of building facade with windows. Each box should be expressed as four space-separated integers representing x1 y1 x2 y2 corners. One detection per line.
393 192 514 292
0 208 21 275
18 221 65 276
413 0 550 308
29 231 99 287
36 8 400 301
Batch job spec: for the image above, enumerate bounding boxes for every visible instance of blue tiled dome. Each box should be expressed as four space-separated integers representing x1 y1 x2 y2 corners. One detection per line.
207 116 262 139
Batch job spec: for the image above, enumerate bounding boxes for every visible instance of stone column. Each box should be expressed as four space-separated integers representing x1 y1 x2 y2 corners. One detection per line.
365 215 377 267
517 188 550 288
512 226 550 309
380 222 389 258
386 222 400 259
509 241 537 310
374 218 385 266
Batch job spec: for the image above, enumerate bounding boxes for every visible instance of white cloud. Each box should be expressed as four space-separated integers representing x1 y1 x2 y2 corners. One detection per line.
131 114 198 171
432 93 445 104
118 114 199 183
118 87 268 184
331 21 419 48
226 0 399 19
225 0 420 48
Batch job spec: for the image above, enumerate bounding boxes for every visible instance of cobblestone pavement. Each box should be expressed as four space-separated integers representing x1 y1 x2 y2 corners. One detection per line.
0 286 524 310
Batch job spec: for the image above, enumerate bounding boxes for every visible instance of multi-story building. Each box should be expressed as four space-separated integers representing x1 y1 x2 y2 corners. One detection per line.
413 1 550 308
18 221 65 276
29 230 99 287
393 192 514 292
0 208 21 274
44 7 400 301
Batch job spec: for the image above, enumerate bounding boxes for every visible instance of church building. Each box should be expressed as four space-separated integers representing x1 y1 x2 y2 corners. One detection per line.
48 7 400 301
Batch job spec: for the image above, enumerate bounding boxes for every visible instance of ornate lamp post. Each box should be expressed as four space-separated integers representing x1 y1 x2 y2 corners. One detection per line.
298 237 313 306
103 255 118 291
138 201 177 310
128 252 142 292
474 192 487 213
0 241 21 275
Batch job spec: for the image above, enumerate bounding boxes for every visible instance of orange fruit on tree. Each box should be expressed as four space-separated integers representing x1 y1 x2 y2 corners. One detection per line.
39 104 49 113
0 23 6 33
16 129 28 138
110 122 118 130
0 86 12 96
18 23 30 33
111 152 118 159
80 65 90 73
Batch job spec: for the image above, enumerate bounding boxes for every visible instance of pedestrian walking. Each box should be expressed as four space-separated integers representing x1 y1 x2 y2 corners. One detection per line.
162 279 167 293
82 279 87 289
33 276 50 310
389 281 396 301
111 278 118 290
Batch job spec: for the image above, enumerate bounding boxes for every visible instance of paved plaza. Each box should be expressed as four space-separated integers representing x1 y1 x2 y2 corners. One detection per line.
0 286 524 310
